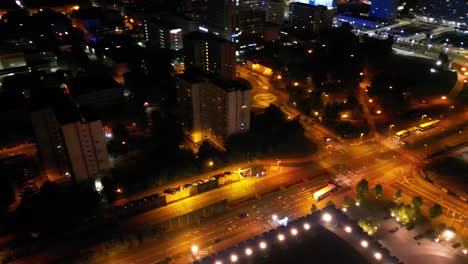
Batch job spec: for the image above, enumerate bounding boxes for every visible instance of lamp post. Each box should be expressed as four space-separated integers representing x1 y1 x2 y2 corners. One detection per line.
388 124 395 138
421 114 427 120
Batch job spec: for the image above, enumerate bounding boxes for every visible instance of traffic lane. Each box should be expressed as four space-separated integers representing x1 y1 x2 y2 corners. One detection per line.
97 173 333 264
392 177 467 218
111 158 408 264
0 143 37 158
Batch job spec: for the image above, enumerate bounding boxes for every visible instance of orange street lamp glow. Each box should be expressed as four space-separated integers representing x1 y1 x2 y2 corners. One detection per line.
293 82 299 86
376 110 382 114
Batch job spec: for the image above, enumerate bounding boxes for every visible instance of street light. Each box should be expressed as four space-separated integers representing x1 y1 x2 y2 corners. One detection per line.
388 124 395 137
322 213 332 222
360 240 368 248
259 241 267 249
277 234 285 241
215 260 223 264
443 229 455 241
345 226 352 233
421 114 427 120
230 254 238 262
374 252 382 260
290 228 298 236
272 214 278 221
441 96 447 100
208 161 214 167
245 248 253 256
360 133 364 141
191 245 199 254
303 223 310 230
376 110 382 115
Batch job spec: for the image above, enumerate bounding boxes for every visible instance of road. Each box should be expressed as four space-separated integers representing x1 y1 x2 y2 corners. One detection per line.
88 137 419 264
0 143 37 159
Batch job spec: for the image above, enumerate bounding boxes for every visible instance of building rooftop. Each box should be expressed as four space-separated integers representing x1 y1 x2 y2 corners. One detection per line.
177 70 251 92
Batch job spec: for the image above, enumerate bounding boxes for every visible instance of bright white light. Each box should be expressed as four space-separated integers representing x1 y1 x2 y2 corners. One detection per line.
345 226 352 233
94 179 103 192
374 252 382 260
322 213 332 222
355 202 360 206
444 229 455 241
342 208 347 212
259 241 267 249
272 214 278 221
191 245 199 254
230 254 238 262
462 249 467 255
303 223 310 230
278 234 285 241
435 238 440 242
278 217 289 226
245 248 252 256
361 240 368 248
199 26 209 32
430 68 437 73
436 60 442 66
391 213 395 217
170 28 182 34
215 261 223 264
290 228 298 236
396 217 400 222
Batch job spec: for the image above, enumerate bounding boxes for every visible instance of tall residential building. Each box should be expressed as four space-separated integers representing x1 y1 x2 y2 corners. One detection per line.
143 18 184 50
207 0 265 46
31 108 110 183
266 0 286 25
176 72 251 148
369 0 399 22
183 31 236 80
289 3 334 33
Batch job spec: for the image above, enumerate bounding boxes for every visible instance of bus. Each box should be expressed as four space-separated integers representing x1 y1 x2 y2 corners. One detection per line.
313 184 337 202
395 129 412 139
419 120 440 131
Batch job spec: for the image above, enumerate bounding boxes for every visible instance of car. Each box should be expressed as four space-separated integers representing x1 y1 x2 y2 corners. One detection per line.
401 141 408 145
238 213 249 218
389 227 399 233
324 137 332 143
452 242 460 249
413 234 424 240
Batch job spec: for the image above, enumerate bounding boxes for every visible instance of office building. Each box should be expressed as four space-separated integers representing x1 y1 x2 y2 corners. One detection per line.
143 18 184 50
176 72 251 148
369 0 399 22
289 3 334 33
266 0 286 25
183 31 236 80
31 108 110 183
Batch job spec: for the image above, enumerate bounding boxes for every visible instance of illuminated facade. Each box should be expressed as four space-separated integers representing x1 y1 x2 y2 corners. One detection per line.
183 31 236 80
176 73 251 148
143 18 184 50
31 108 110 183
289 2 334 33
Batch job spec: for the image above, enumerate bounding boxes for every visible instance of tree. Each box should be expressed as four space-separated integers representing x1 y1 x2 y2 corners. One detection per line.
412 196 423 208
355 193 364 205
342 196 352 208
356 179 369 196
429 204 442 220
373 184 383 198
394 189 402 201
311 204 318 213
326 200 335 208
